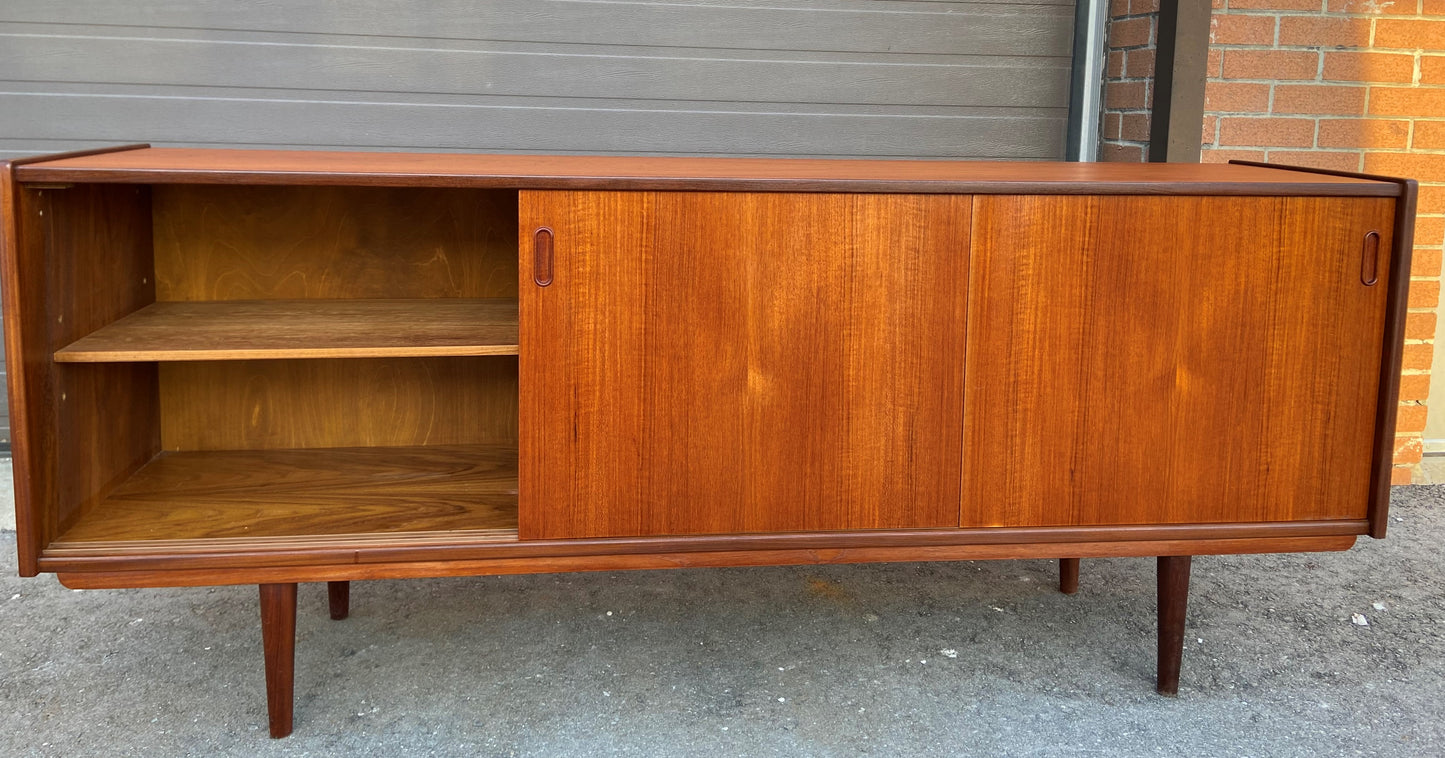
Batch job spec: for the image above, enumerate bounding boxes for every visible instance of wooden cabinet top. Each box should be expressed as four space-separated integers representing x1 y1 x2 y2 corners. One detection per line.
12 146 1402 196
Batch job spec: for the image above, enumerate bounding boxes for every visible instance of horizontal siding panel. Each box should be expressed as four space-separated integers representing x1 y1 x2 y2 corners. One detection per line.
0 93 1065 159
0 81 1061 118
1 0 1073 56
0 34 1071 109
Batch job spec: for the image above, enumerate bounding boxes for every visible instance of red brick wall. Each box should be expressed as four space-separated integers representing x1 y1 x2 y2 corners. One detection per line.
1199 0 1445 484
1102 0 1161 162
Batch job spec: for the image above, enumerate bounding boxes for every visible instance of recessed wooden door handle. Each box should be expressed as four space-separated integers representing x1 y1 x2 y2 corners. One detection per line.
1361 230 1380 286
534 227 554 287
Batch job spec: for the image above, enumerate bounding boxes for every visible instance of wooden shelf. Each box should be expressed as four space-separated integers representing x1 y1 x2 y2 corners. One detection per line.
55 298 518 362
55 444 518 543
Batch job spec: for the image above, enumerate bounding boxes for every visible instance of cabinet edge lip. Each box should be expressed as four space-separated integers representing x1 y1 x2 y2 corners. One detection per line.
3 144 150 171
37 519 1370 575
52 535 1360 590
7 169 1403 197
1225 159 1415 195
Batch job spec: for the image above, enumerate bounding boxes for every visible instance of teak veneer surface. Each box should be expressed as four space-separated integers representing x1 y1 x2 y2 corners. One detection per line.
17 148 1397 195
42 186 163 557
159 357 518 451
56 444 518 543
55 298 519 361
153 185 517 301
521 191 968 538
965 195 1394 527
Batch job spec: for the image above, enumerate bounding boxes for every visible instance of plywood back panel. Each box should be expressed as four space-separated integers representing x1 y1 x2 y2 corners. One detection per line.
964 195 1395 527
160 356 516 451
153 185 517 301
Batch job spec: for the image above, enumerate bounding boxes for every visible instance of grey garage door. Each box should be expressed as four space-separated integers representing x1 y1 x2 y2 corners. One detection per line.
0 0 1080 448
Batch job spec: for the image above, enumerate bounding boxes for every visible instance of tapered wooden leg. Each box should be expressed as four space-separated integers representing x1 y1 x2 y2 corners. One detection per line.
328 581 350 620
1058 558 1080 594
1156 556 1192 696
259 583 297 738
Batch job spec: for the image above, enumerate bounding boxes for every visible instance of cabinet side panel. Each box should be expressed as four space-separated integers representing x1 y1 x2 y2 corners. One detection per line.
1 171 55 574
965 195 1391 527
159 357 517 451
153 186 518 300
46 185 161 539
520 191 967 539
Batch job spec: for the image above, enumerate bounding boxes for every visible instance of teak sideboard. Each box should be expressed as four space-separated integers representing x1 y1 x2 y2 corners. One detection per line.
0 145 1415 737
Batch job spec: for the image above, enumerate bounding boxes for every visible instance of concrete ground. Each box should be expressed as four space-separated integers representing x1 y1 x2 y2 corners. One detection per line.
0 486 1442 757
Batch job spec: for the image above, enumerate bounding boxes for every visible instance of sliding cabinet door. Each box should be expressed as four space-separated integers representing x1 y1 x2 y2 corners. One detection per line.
520 191 969 539
965 195 1395 527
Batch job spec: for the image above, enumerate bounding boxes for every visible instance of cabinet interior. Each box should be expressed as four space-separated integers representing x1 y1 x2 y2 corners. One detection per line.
46 183 522 547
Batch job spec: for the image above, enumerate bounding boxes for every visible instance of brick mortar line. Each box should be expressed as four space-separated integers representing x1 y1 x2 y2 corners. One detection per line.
1210 79 1445 88
1211 48 1437 55
1211 141 1445 155
1211 46 1444 60
1208 75 1445 81
1214 11 1442 21
1214 45 1444 54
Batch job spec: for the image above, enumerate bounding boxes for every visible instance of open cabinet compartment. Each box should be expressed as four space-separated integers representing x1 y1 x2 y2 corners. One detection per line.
33 182 522 555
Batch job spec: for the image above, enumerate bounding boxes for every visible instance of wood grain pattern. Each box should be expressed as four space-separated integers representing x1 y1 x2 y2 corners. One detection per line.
1156 555 1191 696
159 357 517 451
51 536 1358 590
1230 160 1421 538
259 582 296 738
521 191 968 538
1059 558 1080 595
1373 184 1416 537
19 148 1398 196
55 444 517 542
153 184 517 301
0 145 150 575
964 196 1395 527
327 581 349 621
0 165 53 575
55 298 519 361
43 185 162 539
40 519 1369 574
